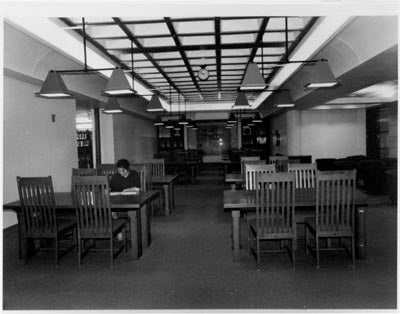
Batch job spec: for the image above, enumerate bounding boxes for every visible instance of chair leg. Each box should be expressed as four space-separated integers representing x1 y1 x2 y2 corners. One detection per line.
110 237 114 268
77 237 82 268
291 238 296 270
125 226 128 253
55 237 59 267
305 225 309 254
316 236 320 269
351 235 356 268
256 238 260 270
23 237 28 266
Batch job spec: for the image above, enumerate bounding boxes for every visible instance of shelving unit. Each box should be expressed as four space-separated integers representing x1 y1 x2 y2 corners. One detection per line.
157 126 184 152
77 130 93 168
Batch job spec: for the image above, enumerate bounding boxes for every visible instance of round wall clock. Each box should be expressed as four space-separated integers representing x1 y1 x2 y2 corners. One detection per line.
198 65 209 81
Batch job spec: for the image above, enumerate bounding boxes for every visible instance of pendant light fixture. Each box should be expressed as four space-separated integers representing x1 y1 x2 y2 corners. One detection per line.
227 113 237 124
165 85 174 129
239 62 267 91
153 116 164 126
35 18 134 103
35 70 73 98
103 97 124 114
103 40 137 95
304 59 338 88
178 95 189 125
275 89 295 107
147 94 164 112
232 91 250 108
252 112 263 123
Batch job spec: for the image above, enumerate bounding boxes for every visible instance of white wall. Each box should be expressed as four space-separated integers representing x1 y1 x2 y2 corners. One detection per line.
112 113 157 164
99 112 115 163
269 109 366 161
301 109 366 160
3 75 77 228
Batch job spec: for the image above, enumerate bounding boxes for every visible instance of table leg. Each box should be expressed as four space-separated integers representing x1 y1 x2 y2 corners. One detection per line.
191 165 195 183
141 205 149 248
164 184 170 215
128 210 142 259
231 210 241 262
356 206 367 259
172 183 176 209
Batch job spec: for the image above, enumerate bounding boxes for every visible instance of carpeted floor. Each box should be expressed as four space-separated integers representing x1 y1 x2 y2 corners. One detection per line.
2 164 398 310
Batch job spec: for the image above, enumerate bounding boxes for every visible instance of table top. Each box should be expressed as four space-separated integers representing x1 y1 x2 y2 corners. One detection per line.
3 190 160 212
151 174 179 184
225 173 244 183
223 188 369 210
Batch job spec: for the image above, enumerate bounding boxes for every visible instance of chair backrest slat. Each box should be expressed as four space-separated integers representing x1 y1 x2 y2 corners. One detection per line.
17 176 57 236
269 156 289 172
255 172 295 236
131 163 149 191
72 168 97 176
288 163 316 188
240 156 261 174
72 176 112 235
149 159 165 176
245 164 276 190
316 170 356 233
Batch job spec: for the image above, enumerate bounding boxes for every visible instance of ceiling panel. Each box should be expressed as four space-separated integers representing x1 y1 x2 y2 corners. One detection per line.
60 16 317 107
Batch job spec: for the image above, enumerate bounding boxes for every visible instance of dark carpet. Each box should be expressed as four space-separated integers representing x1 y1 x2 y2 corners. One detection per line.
2 164 397 310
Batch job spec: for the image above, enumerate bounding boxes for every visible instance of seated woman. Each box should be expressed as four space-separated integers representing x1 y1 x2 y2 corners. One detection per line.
110 159 140 193
109 159 140 242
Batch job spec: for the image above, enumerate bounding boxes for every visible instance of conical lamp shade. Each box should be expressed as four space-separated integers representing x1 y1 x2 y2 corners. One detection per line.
227 113 237 123
275 90 295 107
103 97 124 114
35 71 73 98
153 116 164 126
147 94 165 112
233 92 250 108
178 114 189 125
252 112 263 123
304 60 338 88
239 62 266 91
103 68 136 95
186 119 194 128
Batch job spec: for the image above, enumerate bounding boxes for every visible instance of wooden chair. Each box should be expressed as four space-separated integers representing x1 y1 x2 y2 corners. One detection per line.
240 156 261 174
72 168 97 176
247 172 296 269
16 176 76 266
269 156 289 172
244 164 276 190
149 158 165 177
305 170 356 269
72 175 128 268
96 163 117 181
288 163 316 189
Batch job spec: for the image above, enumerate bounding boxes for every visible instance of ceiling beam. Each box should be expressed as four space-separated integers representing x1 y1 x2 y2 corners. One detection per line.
113 17 182 100
215 17 221 92
112 41 287 54
164 17 202 100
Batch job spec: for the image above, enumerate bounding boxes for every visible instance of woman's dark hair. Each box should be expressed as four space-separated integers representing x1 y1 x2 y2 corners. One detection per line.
116 159 130 170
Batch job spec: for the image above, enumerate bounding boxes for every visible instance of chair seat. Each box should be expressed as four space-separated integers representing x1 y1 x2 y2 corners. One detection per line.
58 219 77 234
248 218 294 239
80 219 127 238
305 217 352 236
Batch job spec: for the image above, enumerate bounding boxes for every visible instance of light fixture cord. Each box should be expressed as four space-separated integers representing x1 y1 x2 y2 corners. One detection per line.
82 17 88 71
285 17 289 63
131 41 135 90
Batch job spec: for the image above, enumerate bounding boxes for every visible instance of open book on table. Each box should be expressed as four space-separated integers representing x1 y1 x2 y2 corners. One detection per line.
110 190 139 196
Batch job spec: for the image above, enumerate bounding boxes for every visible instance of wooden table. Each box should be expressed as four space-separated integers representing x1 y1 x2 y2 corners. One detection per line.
151 174 179 215
166 162 197 184
3 190 159 261
225 173 244 189
223 188 368 262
